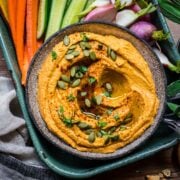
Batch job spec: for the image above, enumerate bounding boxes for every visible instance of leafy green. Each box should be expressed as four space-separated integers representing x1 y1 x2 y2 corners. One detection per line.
88 77 96 85
167 80 180 97
98 121 107 128
167 102 180 118
51 51 57 60
158 0 180 23
152 30 170 41
67 94 76 102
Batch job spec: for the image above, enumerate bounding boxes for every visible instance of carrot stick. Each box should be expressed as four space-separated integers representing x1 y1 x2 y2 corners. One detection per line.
7 0 16 44
26 0 39 63
16 0 26 75
21 44 29 85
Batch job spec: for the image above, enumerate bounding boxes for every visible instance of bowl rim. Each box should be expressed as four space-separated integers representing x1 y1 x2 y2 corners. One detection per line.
25 21 167 160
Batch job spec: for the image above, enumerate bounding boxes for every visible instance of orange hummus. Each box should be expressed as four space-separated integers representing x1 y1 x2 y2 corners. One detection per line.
37 32 159 153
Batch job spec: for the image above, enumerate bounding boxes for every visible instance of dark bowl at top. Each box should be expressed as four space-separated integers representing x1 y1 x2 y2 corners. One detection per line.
26 22 166 160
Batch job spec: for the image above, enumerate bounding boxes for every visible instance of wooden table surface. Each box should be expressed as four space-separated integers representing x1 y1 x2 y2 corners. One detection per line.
0 20 179 180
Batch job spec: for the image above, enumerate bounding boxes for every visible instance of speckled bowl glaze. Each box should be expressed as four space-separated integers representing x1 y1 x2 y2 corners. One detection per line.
26 22 166 160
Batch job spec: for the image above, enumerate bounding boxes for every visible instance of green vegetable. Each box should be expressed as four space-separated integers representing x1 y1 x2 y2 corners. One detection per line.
98 121 107 128
158 0 180 23
61 0 88 28
167 102 180 118
152 30 170 41
37 0 51 39
136 0 148 8
167 80 180 97
45 0 67 41
67 94 76 101
114 114 120 121
88 77 96 85
51 51 57 60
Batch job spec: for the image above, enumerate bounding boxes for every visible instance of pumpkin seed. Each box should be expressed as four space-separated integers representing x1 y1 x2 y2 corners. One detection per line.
108 127 116 134
80 42 86 50
98 43 103 50
71 79 81 87
65 54 74 60
88 132 95 143
100 130 108 136
96 131 102 137
80 91 87 97
57 81 68 90
110 50 117 61
123 117 132 124
69 44 77 50
70 66 78 77
85 129 93 135
89 51 96 61
114 114 120 121
95 95 102 105
66 49 74 54
104 136 110 145
61 74 70 83
83 50 90 57
72 51 80 57
110 134 119 141
63 35 70 46
105 83 112 92
85 98 91 108
119 125 127 131
72 119 80 124
107 47 111 57
84 42 91 49
75 72 83 78
78 122 90 129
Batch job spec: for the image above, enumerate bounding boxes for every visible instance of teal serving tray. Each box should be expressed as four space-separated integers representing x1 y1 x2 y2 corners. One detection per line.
0 0 179 178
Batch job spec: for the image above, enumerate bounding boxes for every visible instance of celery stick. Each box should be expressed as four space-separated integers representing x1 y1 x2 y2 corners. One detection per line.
45 0 67 41
37 0 51 39
61 0 88 28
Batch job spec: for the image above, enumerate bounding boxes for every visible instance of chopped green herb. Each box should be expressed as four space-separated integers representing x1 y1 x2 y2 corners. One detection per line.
98 121 107 128
67 94 76 102
104 91 111 97
88 77 96 85
152 30 170 41
51 51 57 60
108 126 116 134
58 106 64 115
110 134 119 141
114 114 120 121
79 65 88 73
63 118 73 127
81 32 89 42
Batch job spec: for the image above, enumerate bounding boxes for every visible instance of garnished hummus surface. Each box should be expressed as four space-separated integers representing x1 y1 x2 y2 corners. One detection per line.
37 32 159 153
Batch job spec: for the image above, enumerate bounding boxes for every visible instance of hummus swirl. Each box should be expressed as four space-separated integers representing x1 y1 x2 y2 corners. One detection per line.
38 32 159 153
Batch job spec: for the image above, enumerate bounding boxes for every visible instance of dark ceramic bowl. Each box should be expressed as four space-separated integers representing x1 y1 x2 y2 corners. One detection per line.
26 22 166 160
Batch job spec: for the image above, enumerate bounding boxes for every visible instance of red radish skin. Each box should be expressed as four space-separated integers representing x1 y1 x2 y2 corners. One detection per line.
84 4 117 22
130 21 156 41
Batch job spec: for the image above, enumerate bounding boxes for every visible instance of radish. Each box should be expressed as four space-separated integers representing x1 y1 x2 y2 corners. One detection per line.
129 21 156 41
129 3 151 21
111 0 134 8
153 48 180 73
77 0 110 18
115 3 156 27
84 4 117 22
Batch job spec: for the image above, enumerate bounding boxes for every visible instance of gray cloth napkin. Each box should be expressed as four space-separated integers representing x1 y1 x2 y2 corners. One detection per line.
0 77 60 179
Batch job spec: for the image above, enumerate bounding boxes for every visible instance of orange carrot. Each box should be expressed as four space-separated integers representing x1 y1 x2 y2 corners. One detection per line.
26 0 39 63
7 0 16 44
16 0 26 76
21 44 29 85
